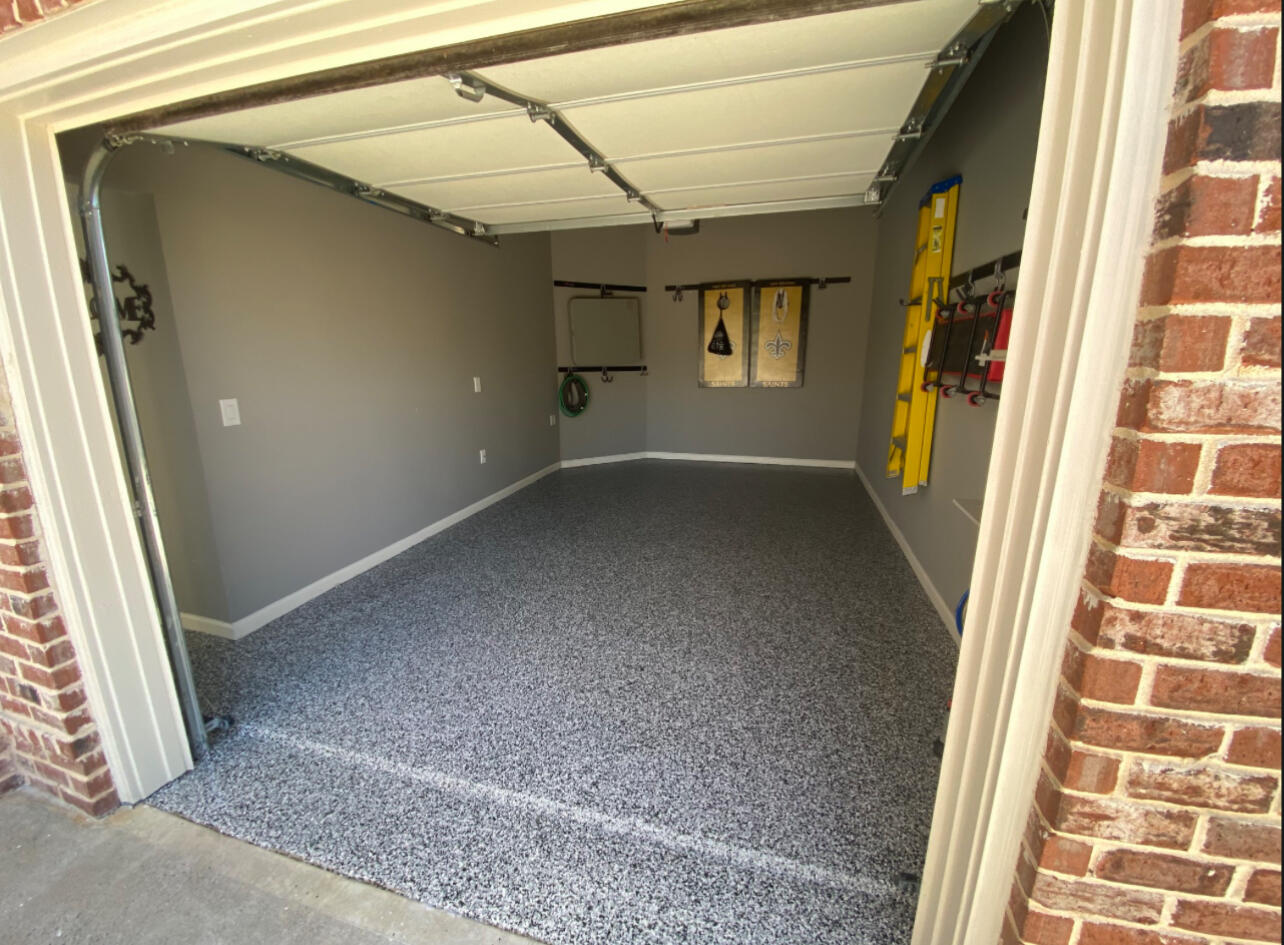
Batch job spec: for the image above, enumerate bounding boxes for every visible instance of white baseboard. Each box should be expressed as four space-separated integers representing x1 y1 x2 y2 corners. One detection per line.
560 452 647 468
200 454 863 642
853 463 959 643
643 451 855 469
218 461 562 640
180 612 240 640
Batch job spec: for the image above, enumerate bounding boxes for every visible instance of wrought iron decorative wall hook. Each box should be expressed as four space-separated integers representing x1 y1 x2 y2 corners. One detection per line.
79 258 157 353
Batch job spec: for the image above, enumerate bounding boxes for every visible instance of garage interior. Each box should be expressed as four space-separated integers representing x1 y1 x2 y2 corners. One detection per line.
58 1 1050 942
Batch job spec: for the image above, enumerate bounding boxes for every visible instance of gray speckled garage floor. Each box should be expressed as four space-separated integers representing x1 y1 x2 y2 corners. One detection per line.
150 461 959 945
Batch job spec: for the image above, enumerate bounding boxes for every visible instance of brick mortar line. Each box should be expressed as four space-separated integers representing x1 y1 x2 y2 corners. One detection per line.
1124 365 1279 383
1111 428 1283 445
1089 533 1284 567
1076 691 1284 726
1079 588 1284 629
1170 86 1282 123
1150 233 1284 251
1025 890 1279 940
1202 87 1284 108
2 711 96 745
1073 642 1284 676
1136 302 1284 317
1077 834 1281 876
1155 164 1282 197
1031 857 1270 908
1098 480 1282 508
3 666 83 700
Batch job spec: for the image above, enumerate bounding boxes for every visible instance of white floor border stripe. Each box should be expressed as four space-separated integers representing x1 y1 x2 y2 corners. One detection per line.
241 723 906 899
854 463 958 643
183 454 859 640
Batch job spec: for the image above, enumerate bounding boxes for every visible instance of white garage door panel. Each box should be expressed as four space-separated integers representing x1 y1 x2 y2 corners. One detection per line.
156 77 517 149
475 0 973 105
617 134 893 193
654 174 875 212
562 61 928 158
458 194 640 224
386 165 619 209
148 1 983 233
291 116 573 184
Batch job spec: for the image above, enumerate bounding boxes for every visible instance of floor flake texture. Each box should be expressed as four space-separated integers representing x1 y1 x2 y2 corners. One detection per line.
150 462 959 945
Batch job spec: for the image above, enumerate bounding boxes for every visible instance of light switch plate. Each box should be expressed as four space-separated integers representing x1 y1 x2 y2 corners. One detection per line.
473 376 482 393
219 398 241 427
478 448 487 464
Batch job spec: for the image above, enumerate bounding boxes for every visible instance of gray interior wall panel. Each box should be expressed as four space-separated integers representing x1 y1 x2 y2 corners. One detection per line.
105 146 557 623
854 5 1050 613
72 186 231 622
551 226 648 461
642 209 877 461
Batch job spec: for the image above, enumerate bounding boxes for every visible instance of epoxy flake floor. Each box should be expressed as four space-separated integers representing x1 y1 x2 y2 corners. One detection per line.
151 462 959 945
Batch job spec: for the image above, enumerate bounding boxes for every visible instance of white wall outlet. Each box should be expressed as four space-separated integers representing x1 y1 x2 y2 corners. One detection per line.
478 449 487 464
473 376 482 393
219 398 241 427
549 414 557 426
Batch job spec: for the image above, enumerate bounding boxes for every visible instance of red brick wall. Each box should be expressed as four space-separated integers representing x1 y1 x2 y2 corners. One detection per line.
0 0 115 817
0 368 118 815
0 0 94 33
1005 3 1283 944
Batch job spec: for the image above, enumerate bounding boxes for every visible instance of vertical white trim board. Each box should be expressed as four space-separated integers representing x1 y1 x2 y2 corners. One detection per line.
854 464 959 641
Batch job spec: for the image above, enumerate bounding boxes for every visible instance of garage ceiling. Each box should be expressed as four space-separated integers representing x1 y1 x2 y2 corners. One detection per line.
153 0 979 234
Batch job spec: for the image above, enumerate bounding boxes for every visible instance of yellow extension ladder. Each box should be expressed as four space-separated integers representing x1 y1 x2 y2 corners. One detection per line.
886 176 961 495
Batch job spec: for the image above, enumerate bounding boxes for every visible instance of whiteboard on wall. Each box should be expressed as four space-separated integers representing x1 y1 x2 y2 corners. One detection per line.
568 296 643 364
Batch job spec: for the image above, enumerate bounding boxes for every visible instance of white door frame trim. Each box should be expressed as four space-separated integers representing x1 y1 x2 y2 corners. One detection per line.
0 10 1179 945
912 2 1181 942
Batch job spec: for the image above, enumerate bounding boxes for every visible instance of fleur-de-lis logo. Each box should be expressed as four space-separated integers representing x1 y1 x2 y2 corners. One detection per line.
765 330 792 359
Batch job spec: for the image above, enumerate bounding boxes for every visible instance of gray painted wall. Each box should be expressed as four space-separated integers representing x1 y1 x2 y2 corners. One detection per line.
104 146 557 622
645 209 876 460
551 208 878 462
551 227 648 461
72 187 230 621
854 5 1050 613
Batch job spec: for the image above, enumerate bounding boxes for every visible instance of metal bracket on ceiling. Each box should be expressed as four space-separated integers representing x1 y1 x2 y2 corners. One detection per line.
114 132 497 246
867 1 1017 209
526 104 555 124
447 70 662 218
928 44 971 71
446 73 486 103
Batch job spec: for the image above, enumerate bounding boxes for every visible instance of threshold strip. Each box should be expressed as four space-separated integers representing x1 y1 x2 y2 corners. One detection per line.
238 723 909 898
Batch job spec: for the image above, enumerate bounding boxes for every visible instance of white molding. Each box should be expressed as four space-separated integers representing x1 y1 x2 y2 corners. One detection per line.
854 464 958 641
224 462 561 639
912 3 1183 943
560 452 647 467
218 453 854 637
180 613 238 640
644 451 856 469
